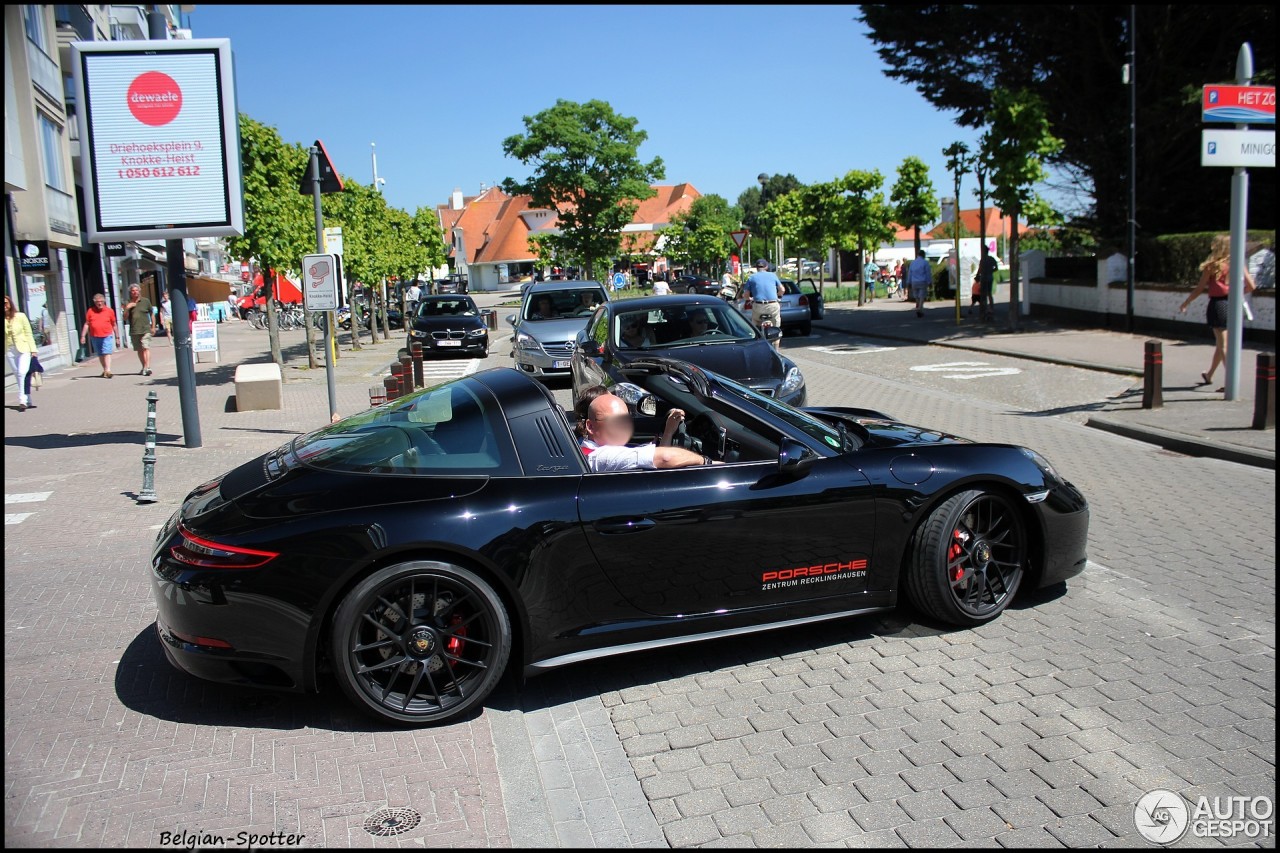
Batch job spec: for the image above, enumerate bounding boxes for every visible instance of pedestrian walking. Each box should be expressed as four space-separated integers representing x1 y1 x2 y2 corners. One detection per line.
158 291 173 340
745 258 785 349
80 292 120 378
5 294 38 411
864 259 880 302
651 276 671 296
124 284 155 376
906 249 933 318
976 244 998 321
1180 234 1256 391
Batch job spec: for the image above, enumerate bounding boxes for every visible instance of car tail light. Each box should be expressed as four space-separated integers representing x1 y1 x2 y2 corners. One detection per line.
744 298 753 309
171 523 279 569
168 627 234 650
798 295 809 307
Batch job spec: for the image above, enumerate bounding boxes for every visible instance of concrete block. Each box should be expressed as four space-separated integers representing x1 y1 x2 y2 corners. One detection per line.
234 362 282 411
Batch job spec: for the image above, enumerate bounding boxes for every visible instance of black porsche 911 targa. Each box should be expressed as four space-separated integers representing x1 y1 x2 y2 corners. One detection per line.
151 360 1089 726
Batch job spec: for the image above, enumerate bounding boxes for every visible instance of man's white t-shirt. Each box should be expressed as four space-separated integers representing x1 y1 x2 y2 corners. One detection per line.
652 280 671 295
580 439 657 472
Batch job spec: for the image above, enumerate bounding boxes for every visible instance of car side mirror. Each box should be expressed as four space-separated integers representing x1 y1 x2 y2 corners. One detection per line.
505 314 516 327
778 437 816 478
575 330 601 356
764 326 782 342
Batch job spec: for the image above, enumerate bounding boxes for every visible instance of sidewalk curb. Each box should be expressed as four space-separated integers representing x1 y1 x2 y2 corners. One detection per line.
1085 414 1275 470
811 322 1144 377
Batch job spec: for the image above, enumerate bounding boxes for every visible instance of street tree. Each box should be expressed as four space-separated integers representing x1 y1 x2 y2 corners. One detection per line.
857 4 1275 241
661 194 742 275
891 156 940 255
837 170 896 304
502 99 665 281
982 88 1064 330
224 115 313 369
323 179 391 349
738 173 804 247
943 141 973 308
756 191 806 269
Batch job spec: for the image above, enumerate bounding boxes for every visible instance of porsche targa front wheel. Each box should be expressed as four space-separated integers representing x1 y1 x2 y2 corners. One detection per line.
907 490 1026 626
331 561 511 725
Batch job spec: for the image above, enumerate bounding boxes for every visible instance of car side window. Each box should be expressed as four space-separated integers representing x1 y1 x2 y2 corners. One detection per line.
590 309 608 347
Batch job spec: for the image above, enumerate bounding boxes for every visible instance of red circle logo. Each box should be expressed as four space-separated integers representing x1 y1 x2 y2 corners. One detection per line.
127 71 182 126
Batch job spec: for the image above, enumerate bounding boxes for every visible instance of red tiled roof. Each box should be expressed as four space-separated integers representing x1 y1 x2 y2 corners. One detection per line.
472 195 538 264
923 206 1029 240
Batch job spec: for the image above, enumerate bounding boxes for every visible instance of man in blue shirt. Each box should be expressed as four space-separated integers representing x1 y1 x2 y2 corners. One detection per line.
744 258 784 349
905 249 933 318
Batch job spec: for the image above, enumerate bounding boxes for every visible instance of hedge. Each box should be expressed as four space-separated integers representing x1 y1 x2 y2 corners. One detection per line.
1137 230 1275 286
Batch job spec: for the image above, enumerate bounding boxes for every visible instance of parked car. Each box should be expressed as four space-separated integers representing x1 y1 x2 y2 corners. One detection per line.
434 275 468 294
674 274 719 296
149 361 1089 725
507 280 611 380
405 295 489 358
735 278 821 336
571 293 806 407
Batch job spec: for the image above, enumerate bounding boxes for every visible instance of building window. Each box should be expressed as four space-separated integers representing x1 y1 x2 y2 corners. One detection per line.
23 5 47 50
38 112 67 192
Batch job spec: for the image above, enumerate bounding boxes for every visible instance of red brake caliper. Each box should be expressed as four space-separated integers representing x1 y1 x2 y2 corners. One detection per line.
948 530 966 582
445 613 466 664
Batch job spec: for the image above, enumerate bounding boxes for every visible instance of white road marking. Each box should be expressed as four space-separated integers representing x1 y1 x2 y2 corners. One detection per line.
808 343 897 356
5 513 33 525
5 492 52 504
911 361 1022 379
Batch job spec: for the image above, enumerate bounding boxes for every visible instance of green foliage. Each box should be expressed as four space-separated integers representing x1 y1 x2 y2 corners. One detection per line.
661 194 742 272
224 115 313 282
738 174 803 238
891 156 940 250
1141 230 1276 285
502 99 665 280
982 89 1063 228
839 170 896 254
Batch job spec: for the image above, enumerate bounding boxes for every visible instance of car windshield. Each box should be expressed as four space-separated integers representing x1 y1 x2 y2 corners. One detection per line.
290 379 511 475
616 303 758 348
712 373 846 452
525 288 604 320
418 299 476 317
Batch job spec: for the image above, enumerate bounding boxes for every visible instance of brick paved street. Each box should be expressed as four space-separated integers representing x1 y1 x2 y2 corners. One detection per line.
4 301 1275 848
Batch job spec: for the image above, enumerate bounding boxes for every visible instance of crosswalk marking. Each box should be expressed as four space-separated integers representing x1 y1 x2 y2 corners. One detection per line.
6 513 33 525
5 492 52 505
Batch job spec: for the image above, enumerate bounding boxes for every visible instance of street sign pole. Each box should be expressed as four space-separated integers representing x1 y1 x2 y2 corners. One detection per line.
1226 44 1253 402
309 147 338 422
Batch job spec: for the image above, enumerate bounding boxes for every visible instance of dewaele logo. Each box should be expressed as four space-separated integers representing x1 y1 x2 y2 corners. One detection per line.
127 71 182 126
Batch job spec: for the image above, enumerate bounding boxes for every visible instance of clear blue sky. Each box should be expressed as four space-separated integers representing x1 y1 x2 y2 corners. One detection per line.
190 5 992 219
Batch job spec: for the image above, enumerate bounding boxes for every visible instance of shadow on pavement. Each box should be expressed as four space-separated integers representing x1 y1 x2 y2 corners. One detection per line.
114 627 428 733
4 430 182 450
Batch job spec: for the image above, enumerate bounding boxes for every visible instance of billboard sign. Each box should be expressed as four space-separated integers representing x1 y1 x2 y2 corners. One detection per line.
70 39 244 242
1201 129 1276 168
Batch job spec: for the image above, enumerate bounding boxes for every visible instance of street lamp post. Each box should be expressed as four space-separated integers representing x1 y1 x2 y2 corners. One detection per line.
371 142 388 342
758 173 768 266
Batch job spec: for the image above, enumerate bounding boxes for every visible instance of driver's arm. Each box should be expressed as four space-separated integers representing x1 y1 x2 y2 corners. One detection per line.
658 408 685 446
653 446 715 468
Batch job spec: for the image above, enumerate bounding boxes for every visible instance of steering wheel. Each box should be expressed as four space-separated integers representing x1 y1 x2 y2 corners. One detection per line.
384 424 445 458
684 411 730 460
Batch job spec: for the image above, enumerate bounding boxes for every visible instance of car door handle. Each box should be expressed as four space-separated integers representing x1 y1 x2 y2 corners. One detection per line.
594 518 656 534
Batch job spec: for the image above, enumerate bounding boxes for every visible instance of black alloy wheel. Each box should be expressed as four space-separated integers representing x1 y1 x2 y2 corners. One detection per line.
906 490 1026 626
331 561 511 725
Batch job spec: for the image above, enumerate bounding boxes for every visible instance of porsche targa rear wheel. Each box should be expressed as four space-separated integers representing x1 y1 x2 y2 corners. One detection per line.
332 561 511 725
907 490 1026 626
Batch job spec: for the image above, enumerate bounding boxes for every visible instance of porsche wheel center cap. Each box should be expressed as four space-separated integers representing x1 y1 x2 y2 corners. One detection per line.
409 627 437 657
974 542 993 565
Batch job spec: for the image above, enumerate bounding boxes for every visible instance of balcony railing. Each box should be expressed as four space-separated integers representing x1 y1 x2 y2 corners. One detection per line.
110 5 148 40
26 37 64 104
54 5 96 41
46 186 79 239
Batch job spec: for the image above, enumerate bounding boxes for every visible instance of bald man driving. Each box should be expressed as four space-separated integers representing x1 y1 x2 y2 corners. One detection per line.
579 392 714 472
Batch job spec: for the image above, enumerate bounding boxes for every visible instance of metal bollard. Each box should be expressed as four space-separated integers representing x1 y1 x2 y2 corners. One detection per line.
383 374 400 402
399 352 413 394
1254 352 1275 430
411 342 424 388
390 362 405 399
1141 340 1163 410
138 390 159 503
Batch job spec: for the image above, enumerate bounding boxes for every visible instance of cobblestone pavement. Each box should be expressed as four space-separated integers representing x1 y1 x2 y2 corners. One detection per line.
5 303 1275 848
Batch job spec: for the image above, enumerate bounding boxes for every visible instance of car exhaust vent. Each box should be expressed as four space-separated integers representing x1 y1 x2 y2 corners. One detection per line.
535 416 567 457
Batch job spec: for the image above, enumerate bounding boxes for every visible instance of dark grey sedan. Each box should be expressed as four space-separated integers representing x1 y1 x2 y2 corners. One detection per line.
405 295 489 357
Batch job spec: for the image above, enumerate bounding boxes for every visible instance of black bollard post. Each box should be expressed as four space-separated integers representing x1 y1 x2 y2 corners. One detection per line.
138 390 159 503
1254 352 1275 430
1142 340 1163 410
390 362 405 400
383 374 400 402
411 342 424 388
